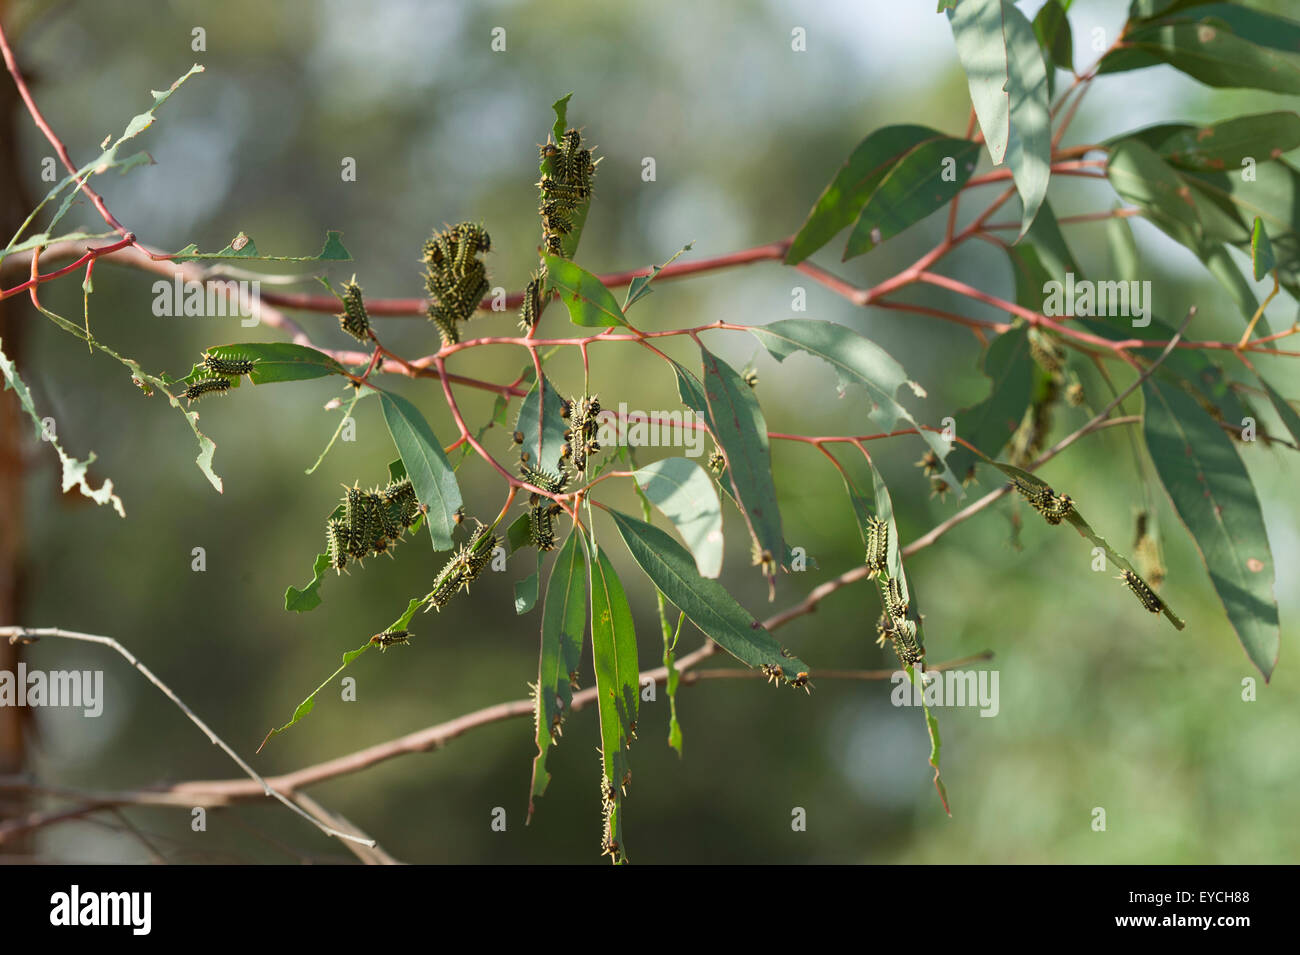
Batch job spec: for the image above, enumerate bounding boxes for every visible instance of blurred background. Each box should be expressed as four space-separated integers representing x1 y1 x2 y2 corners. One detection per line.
0 0 1296 863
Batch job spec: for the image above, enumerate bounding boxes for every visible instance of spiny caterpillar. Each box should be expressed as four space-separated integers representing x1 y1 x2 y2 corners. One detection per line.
369 629 411 652
520 463 568 552
338 277 372 342
423 222 492 347
183 377 231 404
1120 568 1164 614
537 127 597 261
1028 328 1066 377
519 270 544 331
424 522 500 612
890 618 925 667
326 519 348 573
864 517 889 574
760 663 784 686
883 576 909 619
201 353 255 378
561 394 602 473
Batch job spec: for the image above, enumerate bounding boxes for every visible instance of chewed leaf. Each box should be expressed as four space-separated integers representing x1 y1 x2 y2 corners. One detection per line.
749 319 960 494
172 230 351 262
0 340 126 516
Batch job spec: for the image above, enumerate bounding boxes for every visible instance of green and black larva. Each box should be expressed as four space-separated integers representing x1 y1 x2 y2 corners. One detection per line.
561 394 602 473
183 377 232 404
338 278 372 342
1120 568 1164 614
864 516 889 574
201 353 255 378
326 477 421 574
424 523 500 612
369 629 411 652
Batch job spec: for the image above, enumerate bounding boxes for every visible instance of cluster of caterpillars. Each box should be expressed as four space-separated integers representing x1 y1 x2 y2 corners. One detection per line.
519 128 598 331
423 221 491 347
183 352 257 404
1011 475 1166 615
326 478 422 573
423 521 500 612
862 516 925 668
561 394 602 474
1010 475 1075 526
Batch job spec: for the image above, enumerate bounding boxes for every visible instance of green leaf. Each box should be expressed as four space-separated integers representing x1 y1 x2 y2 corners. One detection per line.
1003 0 1052 237
907 665 951 815
378 391 463 551
514 373 569 475
610 510 811 682
1260 378 1300 447
1142 378 1278 677
1251 216 1276 281
515 553 542 615
986 459 1185 631
543 255 627 327
1107 210 1141 283
529 531 587 819
946 326 1034 483
699 346 784 577
785 125 949 264
949 0 1010 164
623 242 695 311
285 552 331 613
1119 112 1300 174
1106 139 1203 249
748 319 961 493
588 543 639 865
1033 0 1074 73
844 138 981 258
194 342 346 385
0 339 125 517
632 457 723 578
1101 7 1300 93
171 230 351 262
506 513 534 555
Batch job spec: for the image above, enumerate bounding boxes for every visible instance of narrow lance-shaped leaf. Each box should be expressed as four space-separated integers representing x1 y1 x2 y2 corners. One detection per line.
610 510 811 684
786 125 953 265
949 0 1010 164
1003 0 1052 237
378 390 463 551
529 531 587 820
749 319 961 493
844 138 980 258
588 544 639 864
260 598 422 750
986 460 1186 631
1142 377 1278 677
184 342 347 386
1252 216 1276 281
699 346 784 583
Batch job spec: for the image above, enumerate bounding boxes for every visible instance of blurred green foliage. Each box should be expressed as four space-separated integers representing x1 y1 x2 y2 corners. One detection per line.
6 0 1297 863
